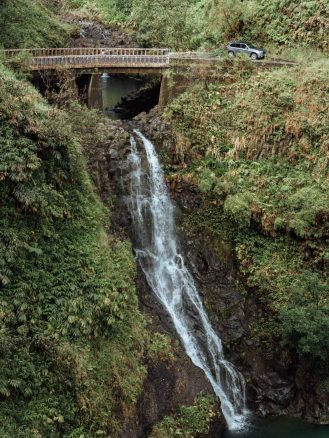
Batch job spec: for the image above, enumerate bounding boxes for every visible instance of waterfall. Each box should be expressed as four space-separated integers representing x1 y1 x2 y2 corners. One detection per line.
127 130 248 431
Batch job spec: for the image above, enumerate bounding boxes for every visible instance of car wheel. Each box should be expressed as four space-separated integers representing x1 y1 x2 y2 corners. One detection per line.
250 52 258 60
228 51 235 57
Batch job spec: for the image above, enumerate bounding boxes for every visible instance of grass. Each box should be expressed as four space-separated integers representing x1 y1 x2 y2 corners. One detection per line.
165 59 329 362
0 62 149 436
150 394 218 438
264 44 328 63
62 0 132 24
0 0 72 48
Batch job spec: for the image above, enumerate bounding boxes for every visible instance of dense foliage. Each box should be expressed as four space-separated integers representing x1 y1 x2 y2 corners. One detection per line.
0 63 148 437
0 0 72 48
242 0 329 49
63 0 329 50
150 395 217 438
202 0 329 50
165 59 329 365
63 0 133 23
281 273 329 361
2 0 327 51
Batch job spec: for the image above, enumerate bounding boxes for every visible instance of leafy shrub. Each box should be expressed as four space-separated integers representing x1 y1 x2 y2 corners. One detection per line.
199 168 217 193
147 333 176 362
224 193 252 229
243 0 329 49
64 0 133 23
150 394 218 438
132 0 195 49
286 187 328 237
280 273 329 360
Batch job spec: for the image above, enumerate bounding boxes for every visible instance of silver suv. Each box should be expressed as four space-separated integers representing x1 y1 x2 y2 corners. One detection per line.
227 41 265 60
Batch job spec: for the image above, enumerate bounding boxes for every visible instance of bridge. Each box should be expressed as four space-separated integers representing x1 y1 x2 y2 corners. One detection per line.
4 48 171 71
3 47 295 72
4 47 296 111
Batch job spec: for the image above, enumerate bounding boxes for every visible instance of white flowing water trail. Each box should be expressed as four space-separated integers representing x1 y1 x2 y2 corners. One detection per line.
127 130 248 431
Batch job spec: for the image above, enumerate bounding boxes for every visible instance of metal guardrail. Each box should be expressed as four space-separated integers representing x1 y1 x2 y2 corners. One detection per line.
4 47 170 70
4 47 170 57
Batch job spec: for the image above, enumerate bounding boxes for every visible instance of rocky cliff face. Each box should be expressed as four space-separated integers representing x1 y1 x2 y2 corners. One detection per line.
83 119 225 437
127 108 329 425
83 105 328 436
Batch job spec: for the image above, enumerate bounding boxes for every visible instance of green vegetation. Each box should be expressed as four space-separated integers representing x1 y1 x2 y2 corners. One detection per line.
0 0 72 48
0 63 148 436
242 0 329 49
147 332 176 363
63 0 328 52
2 0 327 52
165 59 329 365
201 0 329 50
62 0 133 24
281 273 329 361
150 394 218 438
1 0 328 433
131 0 195 49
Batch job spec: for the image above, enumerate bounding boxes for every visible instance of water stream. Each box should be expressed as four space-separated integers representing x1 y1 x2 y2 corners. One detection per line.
126 130 248 431
223 416 329 438
100 73 329 436
101 74 144 117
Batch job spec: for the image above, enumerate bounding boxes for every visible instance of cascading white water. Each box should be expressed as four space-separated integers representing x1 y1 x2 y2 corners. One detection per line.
127 130 248 431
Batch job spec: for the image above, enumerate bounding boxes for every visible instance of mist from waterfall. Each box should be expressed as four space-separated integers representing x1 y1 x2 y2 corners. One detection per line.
126 129 248 430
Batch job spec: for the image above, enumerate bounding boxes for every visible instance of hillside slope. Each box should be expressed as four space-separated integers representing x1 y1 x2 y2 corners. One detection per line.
0 0 72 48
165 59 329 387
62 0 329 50
0 63 148 437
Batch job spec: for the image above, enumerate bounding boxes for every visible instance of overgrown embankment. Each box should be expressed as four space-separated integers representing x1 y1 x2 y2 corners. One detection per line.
0 2 148 435
62 0 329 52
0 62 150 437
0 0 73 48
163 59 329 418
1 0 327 53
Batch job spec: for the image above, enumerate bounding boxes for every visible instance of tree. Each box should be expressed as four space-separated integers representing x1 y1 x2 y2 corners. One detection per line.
280 273 329 361
132 0 193 49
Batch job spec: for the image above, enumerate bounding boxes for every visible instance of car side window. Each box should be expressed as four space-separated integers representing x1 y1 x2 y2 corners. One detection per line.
240 44 247 49
231 44 237 48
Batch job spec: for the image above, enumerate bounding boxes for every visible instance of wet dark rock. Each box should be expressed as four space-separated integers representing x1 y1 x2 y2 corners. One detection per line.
86 120 225 437
253 372 294 408
105 81 161 120
81 81 329 431
62 14 137 48
130 107 329 426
